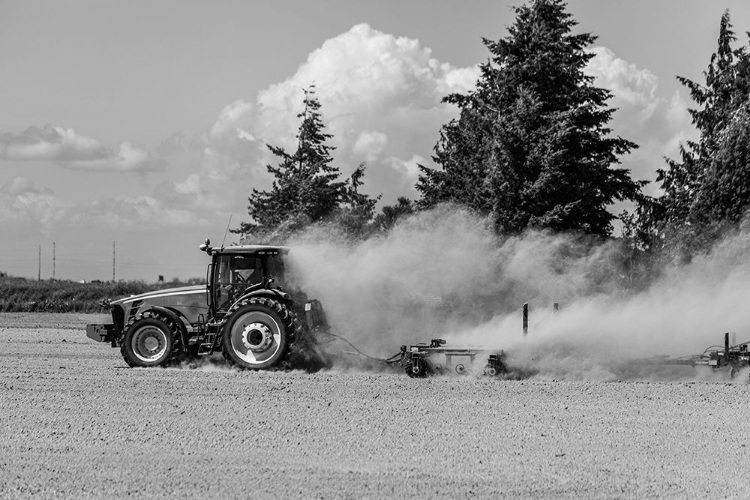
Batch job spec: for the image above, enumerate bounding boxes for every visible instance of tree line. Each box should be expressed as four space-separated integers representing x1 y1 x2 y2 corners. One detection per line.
236 0 750 273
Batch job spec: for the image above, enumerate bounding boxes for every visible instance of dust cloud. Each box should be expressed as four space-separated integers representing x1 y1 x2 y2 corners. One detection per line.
285 205 750 380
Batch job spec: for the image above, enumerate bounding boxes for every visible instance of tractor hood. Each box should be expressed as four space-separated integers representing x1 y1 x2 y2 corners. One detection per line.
111 284 207 307
111 284 210 325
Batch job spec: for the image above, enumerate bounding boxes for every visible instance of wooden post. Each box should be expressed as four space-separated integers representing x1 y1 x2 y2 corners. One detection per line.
523 303 528 337
725 332 730 360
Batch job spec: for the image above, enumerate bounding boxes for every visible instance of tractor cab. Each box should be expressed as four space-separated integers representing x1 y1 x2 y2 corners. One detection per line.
200 240 289 317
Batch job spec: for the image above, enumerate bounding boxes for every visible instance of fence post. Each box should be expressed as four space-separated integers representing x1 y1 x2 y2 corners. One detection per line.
523 303 528 337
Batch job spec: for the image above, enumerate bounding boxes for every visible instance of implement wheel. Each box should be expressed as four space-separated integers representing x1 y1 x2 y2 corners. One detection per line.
405 359 427 378
222 299 290 370
122 318 174 367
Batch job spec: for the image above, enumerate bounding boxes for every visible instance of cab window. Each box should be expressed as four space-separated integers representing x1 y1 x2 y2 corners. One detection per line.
214 254 263 311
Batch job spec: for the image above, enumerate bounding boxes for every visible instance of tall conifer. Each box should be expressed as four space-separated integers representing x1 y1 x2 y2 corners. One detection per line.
417 0 643 236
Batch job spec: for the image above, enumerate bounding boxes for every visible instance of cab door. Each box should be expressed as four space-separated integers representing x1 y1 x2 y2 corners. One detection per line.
212 254 263 314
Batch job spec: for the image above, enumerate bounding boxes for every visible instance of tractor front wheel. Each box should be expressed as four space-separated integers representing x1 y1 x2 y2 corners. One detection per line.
121 317 174 367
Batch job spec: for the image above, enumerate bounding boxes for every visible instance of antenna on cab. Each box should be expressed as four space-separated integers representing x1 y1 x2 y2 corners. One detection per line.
221 214 233 249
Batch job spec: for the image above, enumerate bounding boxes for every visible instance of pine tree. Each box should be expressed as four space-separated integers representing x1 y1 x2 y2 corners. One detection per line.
238 86 348 240
417 0 643 236
372 197 415 233
652 10 750 252
690 103 750 225
332 163 381 237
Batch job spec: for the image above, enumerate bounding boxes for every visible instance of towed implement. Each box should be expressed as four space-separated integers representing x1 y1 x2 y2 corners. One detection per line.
634 332 750 378
395 339 507 378
393 333 750 380
86 239 327 370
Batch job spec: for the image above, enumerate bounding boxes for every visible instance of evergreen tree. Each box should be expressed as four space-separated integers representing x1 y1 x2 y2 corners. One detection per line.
417 0 643 236
237 86 348 240
372 197 415 233
332 163 381 237
691 102 750 225
237 86 380 242
656 11 750 235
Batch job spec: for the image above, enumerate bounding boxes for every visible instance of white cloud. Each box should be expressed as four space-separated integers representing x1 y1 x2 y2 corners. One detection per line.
353 131 388 163
585 47 695 194
173 174 203 195
82 196 210 228
0 177 62 228
0 174 213 233
389 154 428 185
203 23 479 200
587 47 659 111
0 124 165 173
7 30 699 235
200 28 699 206
0 176 52 196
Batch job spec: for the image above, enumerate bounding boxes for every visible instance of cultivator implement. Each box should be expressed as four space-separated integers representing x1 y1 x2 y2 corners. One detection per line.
393 339 507 378
386 330 750 380
634 332 750 378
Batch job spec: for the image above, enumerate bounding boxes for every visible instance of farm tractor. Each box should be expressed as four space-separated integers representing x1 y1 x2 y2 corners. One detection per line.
86 239 328 370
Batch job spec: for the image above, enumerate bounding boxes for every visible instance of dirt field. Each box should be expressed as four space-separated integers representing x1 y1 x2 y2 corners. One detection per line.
1 313 748 499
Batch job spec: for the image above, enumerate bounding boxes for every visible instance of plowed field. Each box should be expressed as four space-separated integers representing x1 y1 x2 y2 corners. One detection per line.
1 313 749 499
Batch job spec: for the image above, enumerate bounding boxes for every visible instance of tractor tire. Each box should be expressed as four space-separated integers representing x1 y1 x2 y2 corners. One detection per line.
221 297 295 370
121 317 174 368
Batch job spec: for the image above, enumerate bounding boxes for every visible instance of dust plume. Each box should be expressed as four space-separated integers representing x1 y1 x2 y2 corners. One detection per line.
286 205 750 380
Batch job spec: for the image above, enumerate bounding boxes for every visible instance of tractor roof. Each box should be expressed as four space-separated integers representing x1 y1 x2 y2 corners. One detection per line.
214 244 289 255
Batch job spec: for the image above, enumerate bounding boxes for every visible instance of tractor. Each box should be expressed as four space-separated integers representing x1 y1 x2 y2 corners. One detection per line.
86 239 327 370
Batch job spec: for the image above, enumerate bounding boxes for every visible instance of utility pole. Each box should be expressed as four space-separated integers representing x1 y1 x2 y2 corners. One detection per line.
52 241 56 280
113 240 116 282
38 245 41 281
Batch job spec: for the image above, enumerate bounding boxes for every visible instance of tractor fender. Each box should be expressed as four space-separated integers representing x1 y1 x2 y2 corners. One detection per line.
135 306 189 351
233 288 291 308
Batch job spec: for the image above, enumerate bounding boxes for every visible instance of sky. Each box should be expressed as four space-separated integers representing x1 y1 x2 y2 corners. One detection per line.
2 0 750 282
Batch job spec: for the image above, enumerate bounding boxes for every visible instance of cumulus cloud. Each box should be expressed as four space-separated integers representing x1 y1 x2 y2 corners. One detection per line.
200 28 695 205
0 176 62 228
0 124 166 173
389 154 427 185
585 47 695 194
0 174 213 233
75 196 212 228
2 31 698 235
353 131 388 163
203 23 479 200
0 176 52 197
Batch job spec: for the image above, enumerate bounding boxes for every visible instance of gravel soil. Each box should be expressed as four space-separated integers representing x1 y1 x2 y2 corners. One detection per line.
1 312 749 499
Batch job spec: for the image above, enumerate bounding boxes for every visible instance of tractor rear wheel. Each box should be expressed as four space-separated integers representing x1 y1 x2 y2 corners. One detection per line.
221 298 291 370
121 317 174 367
